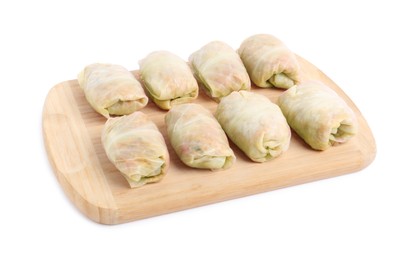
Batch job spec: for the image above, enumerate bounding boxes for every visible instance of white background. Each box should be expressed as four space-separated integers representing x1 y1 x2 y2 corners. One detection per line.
1 0 405 259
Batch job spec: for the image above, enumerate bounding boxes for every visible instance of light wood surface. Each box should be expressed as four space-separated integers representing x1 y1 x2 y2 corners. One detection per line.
42 56 376 224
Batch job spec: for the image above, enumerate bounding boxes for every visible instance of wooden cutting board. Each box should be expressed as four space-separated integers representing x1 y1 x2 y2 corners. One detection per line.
42 56 376 224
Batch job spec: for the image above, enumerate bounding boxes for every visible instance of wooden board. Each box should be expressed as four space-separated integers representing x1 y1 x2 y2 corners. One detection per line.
42 56 376 224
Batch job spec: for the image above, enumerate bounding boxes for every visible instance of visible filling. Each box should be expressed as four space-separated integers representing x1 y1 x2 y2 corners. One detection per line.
170 91 196 102
263 140 283 158
107 100 137 115
329 123 355 143
130 166 162 182
193 156 227 169
126 157 166 187
155 90 198 108
269 73 294 89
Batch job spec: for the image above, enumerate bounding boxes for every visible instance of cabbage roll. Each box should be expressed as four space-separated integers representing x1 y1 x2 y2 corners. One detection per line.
78 63 148 118
165 103 235 170
215 91 291 162
102 111 169 188
238 34 300 89
139 51 199 110
189 41 251 101
278 81 358 150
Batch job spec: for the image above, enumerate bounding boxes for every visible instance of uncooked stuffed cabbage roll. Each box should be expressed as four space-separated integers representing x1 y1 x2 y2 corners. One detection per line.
78 63 148 118
165 103 235 170
139 51 199 110
102 111 169 188
238 34 301 89
215 91 291 162
278 81 358 150
189 41 251 101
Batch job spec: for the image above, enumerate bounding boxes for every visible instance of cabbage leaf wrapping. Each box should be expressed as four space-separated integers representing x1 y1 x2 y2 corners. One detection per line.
139 51 198 110
78 63 148 118
102 112 169 188
166 103 235 170
278 81 358 150
189 41 251 101
238 34 301 89
215 91 291 162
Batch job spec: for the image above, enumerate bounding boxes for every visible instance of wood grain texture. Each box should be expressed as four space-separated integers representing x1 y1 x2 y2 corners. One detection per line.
42 56 376 224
